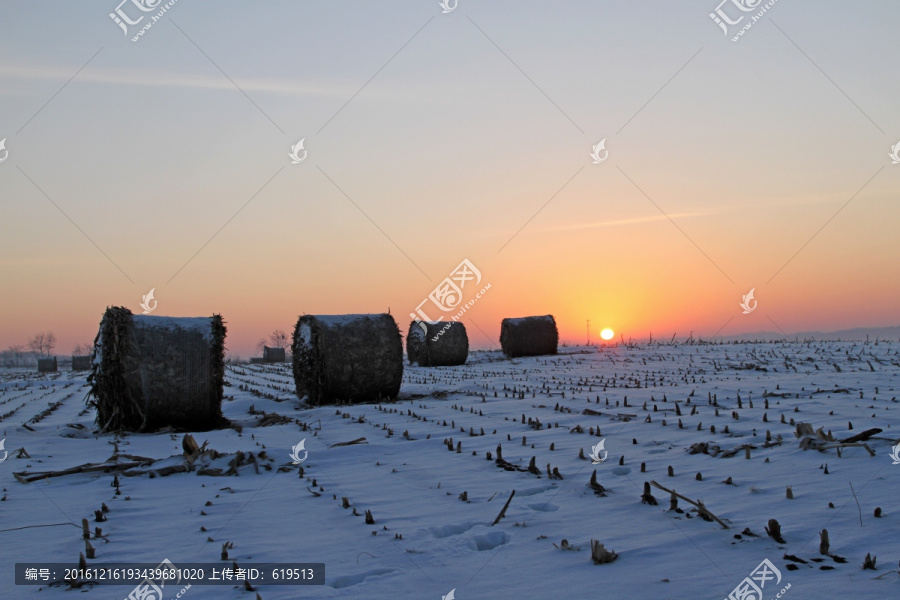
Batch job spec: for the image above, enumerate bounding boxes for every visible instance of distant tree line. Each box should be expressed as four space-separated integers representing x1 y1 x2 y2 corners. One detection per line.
0 332 92 368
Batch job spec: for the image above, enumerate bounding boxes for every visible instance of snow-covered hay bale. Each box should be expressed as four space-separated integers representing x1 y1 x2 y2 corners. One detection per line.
87 306 227 433
406 321 468 366
292 313 403 405
71 355 91 371
263 346 286 363
37 357 57 373
500 314 558 358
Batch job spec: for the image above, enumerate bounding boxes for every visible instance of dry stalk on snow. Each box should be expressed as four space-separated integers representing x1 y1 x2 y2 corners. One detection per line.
863 553 877 570
329 437 367 448
649 481 729 529
640 482 658 505
553 538 580 551
819 529 829 555
590 540 618 564
588 470 609 496
765 519 785 544
492 490 516 526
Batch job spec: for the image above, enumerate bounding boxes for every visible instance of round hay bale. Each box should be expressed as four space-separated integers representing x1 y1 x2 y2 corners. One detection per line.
406 321 468 366
263 346 286 363
71 355 91 371
37 357 57 373
500 315 558 358
292 314 403 405
87 306 227 432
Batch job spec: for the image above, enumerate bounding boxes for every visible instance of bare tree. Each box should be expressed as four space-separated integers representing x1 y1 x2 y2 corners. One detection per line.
30 333 45 357
45 332 56 356
256 338 268 354
269 329 288 349
7 344 25 367
72 343 92 356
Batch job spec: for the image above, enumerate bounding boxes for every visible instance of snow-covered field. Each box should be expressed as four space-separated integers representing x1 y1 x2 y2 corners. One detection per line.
2 342 899 600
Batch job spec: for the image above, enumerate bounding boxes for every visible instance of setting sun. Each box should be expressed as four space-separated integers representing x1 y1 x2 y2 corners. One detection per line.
600 328 614 341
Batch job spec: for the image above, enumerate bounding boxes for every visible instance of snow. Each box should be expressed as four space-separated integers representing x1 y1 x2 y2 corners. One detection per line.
307 314 382 328
131 315 217 343
298 323 312 346
504 315 555 325
408 322 426 343
2 342 899 599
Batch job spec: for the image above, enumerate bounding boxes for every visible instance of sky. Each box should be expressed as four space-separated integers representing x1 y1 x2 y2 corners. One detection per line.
1 0 898 357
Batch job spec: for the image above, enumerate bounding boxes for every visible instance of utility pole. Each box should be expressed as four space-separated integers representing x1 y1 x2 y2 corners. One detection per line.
586 320 591 346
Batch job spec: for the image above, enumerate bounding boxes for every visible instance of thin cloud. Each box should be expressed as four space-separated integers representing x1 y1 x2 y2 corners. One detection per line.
0 61 385 98
545 193 874 234
546 211 714 232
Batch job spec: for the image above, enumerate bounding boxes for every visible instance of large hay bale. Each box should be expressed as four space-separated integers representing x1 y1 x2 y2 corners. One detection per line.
406 321 468 366
500 314 558 358
37 357 57 373
88 306 227 432
292 314 402 405
263 346 286 363
71 355 91 371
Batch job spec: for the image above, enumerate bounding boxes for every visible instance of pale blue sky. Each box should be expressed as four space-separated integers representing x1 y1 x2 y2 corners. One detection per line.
1 1 898 355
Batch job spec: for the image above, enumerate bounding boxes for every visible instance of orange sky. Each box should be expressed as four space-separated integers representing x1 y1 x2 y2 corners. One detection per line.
1 2 898 357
